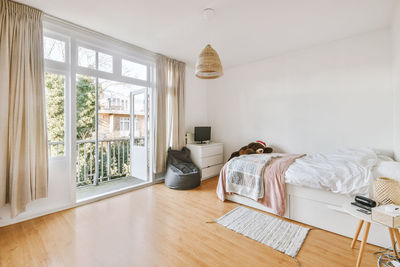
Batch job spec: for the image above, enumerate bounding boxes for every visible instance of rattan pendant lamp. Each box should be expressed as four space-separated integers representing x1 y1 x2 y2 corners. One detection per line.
195 8 223 79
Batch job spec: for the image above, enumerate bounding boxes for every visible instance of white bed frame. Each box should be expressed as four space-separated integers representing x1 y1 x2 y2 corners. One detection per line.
226 184 391 248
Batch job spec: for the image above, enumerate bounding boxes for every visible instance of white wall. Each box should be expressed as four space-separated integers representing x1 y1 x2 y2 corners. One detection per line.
185 66 209 133
204 29 393 161
0 159 72 225
393 2 400 160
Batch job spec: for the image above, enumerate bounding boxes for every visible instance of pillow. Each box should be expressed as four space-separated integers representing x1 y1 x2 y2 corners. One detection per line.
372 148 395 161
373 161 400 182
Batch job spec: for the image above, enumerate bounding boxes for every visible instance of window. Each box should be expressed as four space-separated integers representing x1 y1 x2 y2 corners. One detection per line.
45 73 65 156
44 34 69 157
44 36 65 62
78 47 96 69
122 59 147 80
75 74 96 185
106 97 125 110
99 52 113 73
76 74 96 141
44 20 154 185
120 117 130 132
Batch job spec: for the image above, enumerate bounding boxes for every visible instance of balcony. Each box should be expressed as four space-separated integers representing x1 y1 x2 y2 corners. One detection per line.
49 138 146 200
76 137 132 186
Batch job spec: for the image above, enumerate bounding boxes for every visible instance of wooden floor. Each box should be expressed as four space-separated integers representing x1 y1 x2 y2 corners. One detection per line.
0 177 382 267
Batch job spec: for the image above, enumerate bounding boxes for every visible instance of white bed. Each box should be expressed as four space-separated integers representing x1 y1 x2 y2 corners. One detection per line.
222 148 399 248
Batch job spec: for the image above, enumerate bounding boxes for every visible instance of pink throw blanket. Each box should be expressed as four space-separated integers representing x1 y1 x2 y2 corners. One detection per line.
217 153 305 216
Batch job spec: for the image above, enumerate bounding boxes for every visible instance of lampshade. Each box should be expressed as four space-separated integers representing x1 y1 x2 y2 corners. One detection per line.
195 44 223 79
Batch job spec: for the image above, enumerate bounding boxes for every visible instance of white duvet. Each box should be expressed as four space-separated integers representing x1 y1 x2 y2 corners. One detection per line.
284 148 379 196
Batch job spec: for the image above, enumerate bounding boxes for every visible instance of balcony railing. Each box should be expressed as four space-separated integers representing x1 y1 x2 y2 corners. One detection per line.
76 138 131 186
49 138 131 187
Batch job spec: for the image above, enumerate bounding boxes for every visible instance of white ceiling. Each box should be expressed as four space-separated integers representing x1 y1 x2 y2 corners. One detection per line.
17 0 394 68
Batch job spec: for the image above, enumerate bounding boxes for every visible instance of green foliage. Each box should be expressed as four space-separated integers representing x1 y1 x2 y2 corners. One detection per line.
45 73 64 142
45 74 99 142
76 76 96 140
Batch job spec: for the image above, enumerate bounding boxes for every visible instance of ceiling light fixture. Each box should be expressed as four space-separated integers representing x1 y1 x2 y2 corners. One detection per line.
195 8 223 79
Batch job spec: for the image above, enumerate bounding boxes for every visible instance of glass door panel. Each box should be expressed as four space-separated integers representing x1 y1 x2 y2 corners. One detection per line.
97 79 134 183
76 75 96 186
45 72 66 157
75 76 150 200
131 89 148 181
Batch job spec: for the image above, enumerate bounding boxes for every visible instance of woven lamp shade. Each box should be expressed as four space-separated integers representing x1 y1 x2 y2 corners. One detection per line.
195 44 223 79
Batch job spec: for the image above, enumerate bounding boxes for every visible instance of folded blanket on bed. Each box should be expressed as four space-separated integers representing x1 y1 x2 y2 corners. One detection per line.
259 154 305 216
217 153 305 216
225 154 273 201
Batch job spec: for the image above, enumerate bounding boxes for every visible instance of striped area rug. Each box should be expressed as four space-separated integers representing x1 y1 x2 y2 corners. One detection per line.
216 206 309 258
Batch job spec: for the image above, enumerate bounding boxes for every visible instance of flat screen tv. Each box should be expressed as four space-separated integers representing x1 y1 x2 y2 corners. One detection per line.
194 127 211 143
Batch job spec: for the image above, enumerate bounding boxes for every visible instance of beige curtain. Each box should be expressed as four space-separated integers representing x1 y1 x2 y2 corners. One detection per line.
154 55 185 173
0 0 48 217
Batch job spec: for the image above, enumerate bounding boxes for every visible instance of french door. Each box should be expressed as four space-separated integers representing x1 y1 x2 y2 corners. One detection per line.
130 89 148 181
43 19 155 206
75 77 150 186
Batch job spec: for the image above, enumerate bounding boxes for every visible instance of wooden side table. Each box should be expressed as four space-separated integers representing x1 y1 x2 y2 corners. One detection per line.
344 203 399 267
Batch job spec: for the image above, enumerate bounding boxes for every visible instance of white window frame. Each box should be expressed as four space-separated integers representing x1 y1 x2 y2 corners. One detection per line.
44 31 71 161
75 40 152 88
98 52 113 73
43 16 156 203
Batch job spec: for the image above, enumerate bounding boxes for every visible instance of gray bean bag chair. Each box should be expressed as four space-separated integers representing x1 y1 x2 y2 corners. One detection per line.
165 147 201 190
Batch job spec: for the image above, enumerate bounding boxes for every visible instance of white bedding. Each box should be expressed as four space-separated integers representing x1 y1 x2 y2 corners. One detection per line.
284 148 379 196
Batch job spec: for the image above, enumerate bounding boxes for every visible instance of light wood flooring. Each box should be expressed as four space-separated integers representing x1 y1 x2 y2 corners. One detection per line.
0 177 382 267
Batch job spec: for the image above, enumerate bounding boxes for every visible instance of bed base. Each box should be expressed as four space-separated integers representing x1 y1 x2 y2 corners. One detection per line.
226 184 391 248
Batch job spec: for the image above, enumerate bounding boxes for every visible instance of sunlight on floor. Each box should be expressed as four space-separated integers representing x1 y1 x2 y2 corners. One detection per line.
76 176 145 202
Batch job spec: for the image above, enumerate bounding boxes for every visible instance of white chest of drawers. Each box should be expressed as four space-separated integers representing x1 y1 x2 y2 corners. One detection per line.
186 143 224 180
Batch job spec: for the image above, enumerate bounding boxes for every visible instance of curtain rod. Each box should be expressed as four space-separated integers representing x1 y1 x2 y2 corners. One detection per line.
9 0 42 12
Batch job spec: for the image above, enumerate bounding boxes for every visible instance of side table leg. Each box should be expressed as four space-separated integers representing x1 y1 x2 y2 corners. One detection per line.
351 220 364 249
394 229 400 259
356 222 370 267
388 228 399 258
